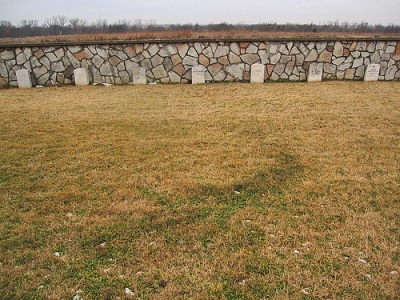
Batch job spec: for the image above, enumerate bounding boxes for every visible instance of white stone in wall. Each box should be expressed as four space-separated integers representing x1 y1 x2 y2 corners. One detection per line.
132 67 147 84
192 65 205 84
364 64 380 81
16 69 32 88
250 64 265 83
73 68 89 85
307 63 323 82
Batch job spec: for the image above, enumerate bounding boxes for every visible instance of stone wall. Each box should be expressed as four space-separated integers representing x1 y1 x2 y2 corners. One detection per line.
1 38 399 87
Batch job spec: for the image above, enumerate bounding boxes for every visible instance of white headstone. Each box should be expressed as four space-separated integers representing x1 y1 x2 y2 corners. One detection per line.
132 67 147 85
16 69 32 88
192 65 205 84
364 64 380 82
307 63 323 82
74 68 89 85
250 64 265 83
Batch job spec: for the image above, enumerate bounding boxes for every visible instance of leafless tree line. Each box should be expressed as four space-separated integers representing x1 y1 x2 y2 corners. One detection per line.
0 15 399 38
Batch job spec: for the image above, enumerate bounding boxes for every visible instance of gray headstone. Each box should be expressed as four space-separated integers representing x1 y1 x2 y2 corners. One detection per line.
132 67 147 84
192 65 205 84
74 68 89 85
250 63 265 83
364 64 380 82
307 63 323 82
16 69 32 88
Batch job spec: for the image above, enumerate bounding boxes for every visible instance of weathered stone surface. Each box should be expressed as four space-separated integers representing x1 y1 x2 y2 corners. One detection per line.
241 54 260 65
182 56 198 66
353 57 364 68
52 61 65 72
230 43 240 55
109 56 121 66
163 57 173 72
218 56 229 65
208 63 223 77
285 61 296 75
318 50 332 62
355 66 365 77
173 63 186 76
1 50 15 60
148 44 159 56
16 52 27 65
385 66 397 80
100 62 114 76
270 52 281 64
316 42 327 53
75 49 93 60
188 47 198 57
171 54 182 66
151 55 163 67
198 54 209 66
273 63 285 76
166 71 179 83
214 70 227 81
152 65 168 79
177 44 189 58
225 63 244 80
258 50 269 64
247 43 258 54
215 46 230 58
332 57 346 65
305 49 318 61
333 42 343 57
194 43 204 54
295 54 305 65
324 63 336 74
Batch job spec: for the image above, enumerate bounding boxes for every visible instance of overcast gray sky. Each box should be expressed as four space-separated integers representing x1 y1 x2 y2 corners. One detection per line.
1 0 399 26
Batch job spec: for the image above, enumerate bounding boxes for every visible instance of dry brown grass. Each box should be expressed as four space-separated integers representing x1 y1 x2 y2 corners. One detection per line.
1 30 399 45
0 82 399 299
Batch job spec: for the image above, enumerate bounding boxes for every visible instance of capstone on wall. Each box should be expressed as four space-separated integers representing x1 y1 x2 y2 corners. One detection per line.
0 39 399 87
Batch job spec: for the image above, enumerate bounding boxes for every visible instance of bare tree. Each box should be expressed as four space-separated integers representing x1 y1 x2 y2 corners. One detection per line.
69 18 87 34
94 18 108 33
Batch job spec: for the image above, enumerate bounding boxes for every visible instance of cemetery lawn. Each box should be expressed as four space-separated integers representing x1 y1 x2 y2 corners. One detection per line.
0 81 399 299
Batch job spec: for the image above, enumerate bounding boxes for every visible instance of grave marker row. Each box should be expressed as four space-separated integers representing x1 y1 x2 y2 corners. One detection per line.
15 63 382 88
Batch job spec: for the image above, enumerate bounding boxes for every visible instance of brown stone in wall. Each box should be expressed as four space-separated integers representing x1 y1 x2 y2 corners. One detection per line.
109 56 121 66
34 49 44 58
240 42 249 55
345 68 355 79
171 54 182 66
75 49 93 60
208 63 223 77
173 63 186 76
318 50 332 62
343 48 350 57
266 64 274 76
393 42 400 59
243 71 250 81
218 56 229 65
199 54 209 67
125 46 136 57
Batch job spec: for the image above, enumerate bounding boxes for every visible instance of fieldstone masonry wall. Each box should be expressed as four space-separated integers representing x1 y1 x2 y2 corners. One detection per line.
1 39 399 87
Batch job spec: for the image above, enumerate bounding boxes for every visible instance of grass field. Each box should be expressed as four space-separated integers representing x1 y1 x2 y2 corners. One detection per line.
0 82 399 299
